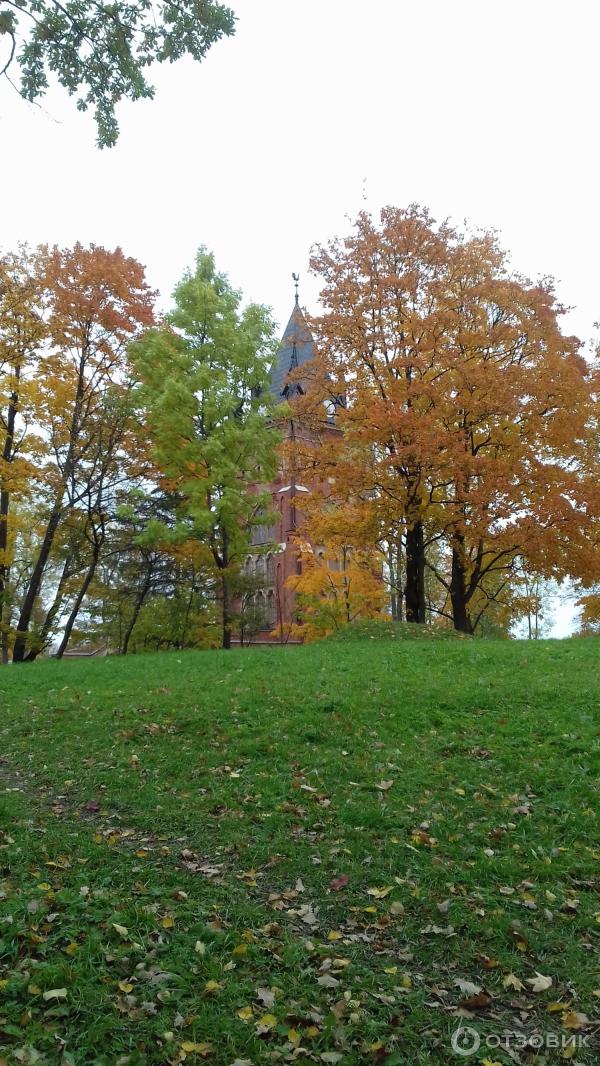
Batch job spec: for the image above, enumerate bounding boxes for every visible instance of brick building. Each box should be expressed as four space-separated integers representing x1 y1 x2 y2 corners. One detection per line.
239 294 339 643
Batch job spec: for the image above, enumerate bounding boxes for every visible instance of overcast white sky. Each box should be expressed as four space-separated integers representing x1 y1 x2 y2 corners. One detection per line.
1 0 597 634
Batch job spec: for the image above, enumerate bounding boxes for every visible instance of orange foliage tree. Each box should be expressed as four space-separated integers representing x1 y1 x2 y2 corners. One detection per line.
11 244 154 662
292 206 600 633
285 499 385 641
0 247 47 662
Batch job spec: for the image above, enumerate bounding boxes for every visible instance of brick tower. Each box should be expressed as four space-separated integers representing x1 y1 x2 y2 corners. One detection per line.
238 286 338 643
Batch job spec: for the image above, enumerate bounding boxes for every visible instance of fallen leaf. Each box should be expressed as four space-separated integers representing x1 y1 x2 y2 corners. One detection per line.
255 987 275 1009
561 1010 589 1029
527 972 553 993
255 1013 277 1033
329 874 349 892
43 988 67 1001
366 886 393 899
458 990 492 1011
455 979 481 996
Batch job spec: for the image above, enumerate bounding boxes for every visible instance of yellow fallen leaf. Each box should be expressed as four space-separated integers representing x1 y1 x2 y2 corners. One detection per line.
383 966 397 975
180 1042 213 1056
118 981 134 993
547 1001 571 1013
236 1006 253 1021
287 1029 301 1045
232 943 247 956
366 886 393 899
561 1010 589 1030
64 942 78 956
27 984 41 995
306 1025 320 1038
255 1013 277 1030
43 987 67 1001
327 931 343 941
37 883 52 891
204 980 221 993
112 923 129 938
162 915 175 929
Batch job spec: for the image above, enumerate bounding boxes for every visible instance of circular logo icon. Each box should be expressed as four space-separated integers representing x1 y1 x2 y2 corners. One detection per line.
451 1026 481 1057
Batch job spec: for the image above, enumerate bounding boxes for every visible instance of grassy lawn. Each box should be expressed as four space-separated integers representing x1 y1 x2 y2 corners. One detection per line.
0 635 599 1064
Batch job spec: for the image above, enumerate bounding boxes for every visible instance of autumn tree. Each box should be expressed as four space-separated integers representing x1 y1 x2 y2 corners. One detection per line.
11 243 154 663
294 206 600 634
71 488 216 653
130 250 279 649
0 0 235 146
0 247 46 662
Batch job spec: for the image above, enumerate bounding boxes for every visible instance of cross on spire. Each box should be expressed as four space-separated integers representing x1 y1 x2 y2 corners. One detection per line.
292 272 300 306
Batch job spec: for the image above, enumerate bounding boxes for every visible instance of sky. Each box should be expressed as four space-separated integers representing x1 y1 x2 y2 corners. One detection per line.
1 0 596 634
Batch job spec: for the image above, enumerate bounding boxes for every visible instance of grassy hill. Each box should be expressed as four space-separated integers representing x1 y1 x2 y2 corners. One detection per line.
1 637 599 1064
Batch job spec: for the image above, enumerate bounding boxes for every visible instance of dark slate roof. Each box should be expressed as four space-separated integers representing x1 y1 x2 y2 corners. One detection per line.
270 302 315 398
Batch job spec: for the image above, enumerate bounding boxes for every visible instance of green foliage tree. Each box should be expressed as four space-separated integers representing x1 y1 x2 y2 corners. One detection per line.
0 0 235 146
131 250 279 649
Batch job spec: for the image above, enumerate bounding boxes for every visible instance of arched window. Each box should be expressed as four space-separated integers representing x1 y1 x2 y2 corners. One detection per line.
255 554 266 579
267 589 276 626
256 589 266 624
245 556 253 577
266 553 275 583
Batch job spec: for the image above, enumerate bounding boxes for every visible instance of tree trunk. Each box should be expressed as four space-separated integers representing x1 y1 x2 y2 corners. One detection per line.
12 507 63 662
405 520 426 624
450 536 474 634
221 570 232 649
0 370 20 665
121 569 152 655
55 542 102 658
32 554 75 658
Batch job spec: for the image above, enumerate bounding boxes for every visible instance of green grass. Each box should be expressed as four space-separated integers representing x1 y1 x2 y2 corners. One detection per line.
0 636 599 1064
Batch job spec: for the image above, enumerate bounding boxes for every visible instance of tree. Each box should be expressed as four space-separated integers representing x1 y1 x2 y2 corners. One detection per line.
0 0 235 146
0 247 46 662
294 206 600 634
11 243 154 662
130 249 279 649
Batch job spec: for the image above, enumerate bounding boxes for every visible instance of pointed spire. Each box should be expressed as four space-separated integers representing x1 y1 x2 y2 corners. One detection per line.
271 293 315 398
292 272 300 306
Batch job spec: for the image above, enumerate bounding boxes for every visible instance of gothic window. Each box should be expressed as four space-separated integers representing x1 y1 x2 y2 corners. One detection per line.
266 553 275 583
267 589 276 626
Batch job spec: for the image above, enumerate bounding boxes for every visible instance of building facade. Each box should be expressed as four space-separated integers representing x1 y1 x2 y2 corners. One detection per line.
238 296 338 643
